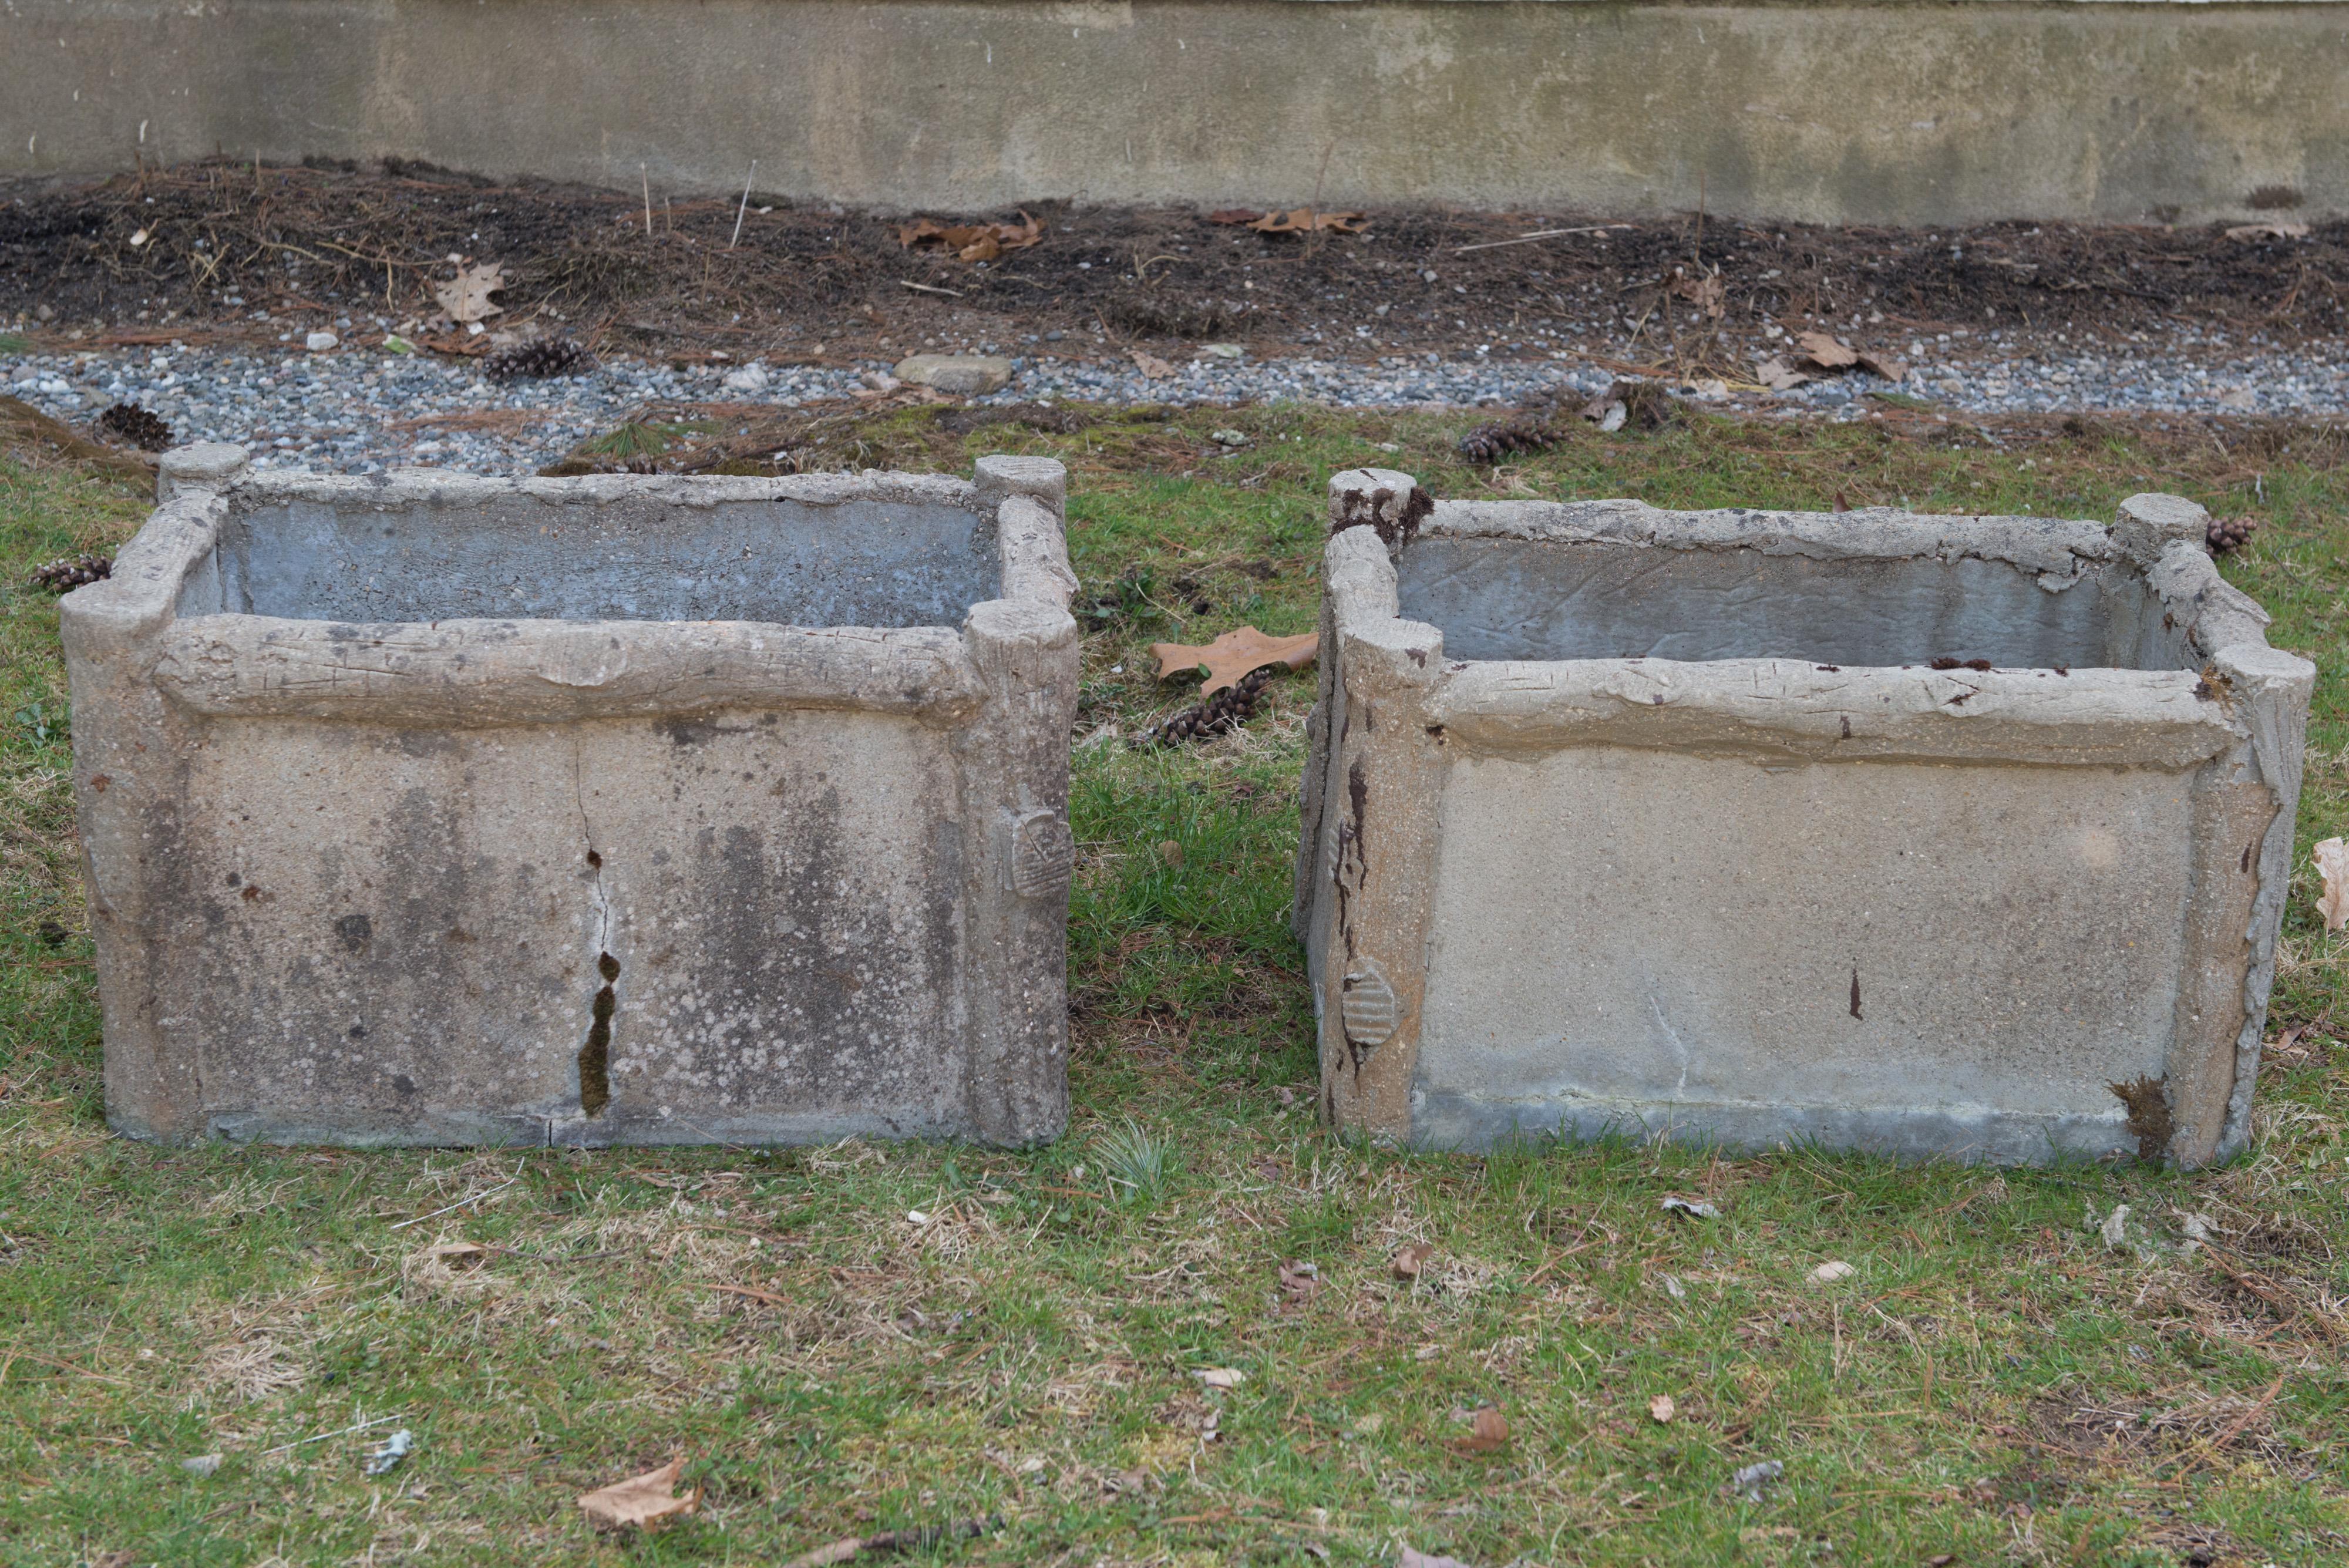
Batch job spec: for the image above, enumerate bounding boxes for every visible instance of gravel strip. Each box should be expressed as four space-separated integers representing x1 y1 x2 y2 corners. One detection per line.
6 332 2345 475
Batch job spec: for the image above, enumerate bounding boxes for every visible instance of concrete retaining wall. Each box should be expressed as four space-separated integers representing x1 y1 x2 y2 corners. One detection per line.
7 0 2347 224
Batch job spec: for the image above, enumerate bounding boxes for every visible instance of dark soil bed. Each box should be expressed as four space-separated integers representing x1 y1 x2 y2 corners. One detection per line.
4 157 2344 365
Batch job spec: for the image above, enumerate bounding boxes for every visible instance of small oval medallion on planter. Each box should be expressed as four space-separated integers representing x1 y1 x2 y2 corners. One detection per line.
1341 963 1399 1052
1008 809 1075 899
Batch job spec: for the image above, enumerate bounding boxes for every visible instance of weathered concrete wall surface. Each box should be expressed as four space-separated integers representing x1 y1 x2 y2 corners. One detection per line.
65 447 1082 1148
6 0 2348 224
1295 475 2315 1166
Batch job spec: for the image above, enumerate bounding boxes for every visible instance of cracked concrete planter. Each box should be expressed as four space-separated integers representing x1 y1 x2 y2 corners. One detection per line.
1294 470 2313 1167
65 446 1080 1148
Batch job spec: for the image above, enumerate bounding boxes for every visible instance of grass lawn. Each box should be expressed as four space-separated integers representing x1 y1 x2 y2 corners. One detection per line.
1 403 2344 1567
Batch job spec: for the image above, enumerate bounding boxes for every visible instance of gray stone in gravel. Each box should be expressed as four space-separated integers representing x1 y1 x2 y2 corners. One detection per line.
896 354 1014 395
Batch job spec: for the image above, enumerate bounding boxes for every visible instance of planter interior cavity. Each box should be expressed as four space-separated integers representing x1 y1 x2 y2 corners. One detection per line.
68 447 1081 1149
198 489 999 627
1297 472 2314 1167
1396 529 2190 671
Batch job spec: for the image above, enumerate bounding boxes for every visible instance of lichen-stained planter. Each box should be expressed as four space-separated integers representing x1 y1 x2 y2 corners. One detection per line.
1294 470 2313 1167
64 446 1080 1148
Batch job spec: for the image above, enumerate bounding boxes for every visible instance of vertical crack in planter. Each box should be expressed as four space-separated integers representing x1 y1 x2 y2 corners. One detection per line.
64 446 1079 1148
1295 472 2314 1166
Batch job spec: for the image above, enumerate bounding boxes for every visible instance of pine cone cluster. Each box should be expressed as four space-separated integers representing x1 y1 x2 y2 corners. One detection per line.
2206 514 2259 554
96 402 172 452
32 554 112 591
1132 665 1276 748
1457 418 1556 464
486 338 595 383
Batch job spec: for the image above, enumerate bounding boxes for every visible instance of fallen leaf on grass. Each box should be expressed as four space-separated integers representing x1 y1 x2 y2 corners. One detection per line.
431 263 505 325
423 1240 489 1267
2225 221 2310 241
1458 1407 1509 1453
897 213 1044 263
1129 348 1175 378
2314 837 2347 932
1149 625 1320 695
1392 1241 1434 1280
577 1455 701 1532
1277 1260 1321 1304
1661 1194 1720 1220
1650 1394 1677 1424
1399 1549 1479 1568
1193 1367 1247 1389
1809 1260 1856 1284
1247 208 1368 235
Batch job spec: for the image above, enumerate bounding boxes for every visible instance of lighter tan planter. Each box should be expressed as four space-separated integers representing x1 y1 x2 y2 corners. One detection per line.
1295 470 2313 1166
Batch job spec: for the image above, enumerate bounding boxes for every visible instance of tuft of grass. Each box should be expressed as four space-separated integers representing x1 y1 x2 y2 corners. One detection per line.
574 416 699 462
1093 1117 1176 1208
1 407 2345 1567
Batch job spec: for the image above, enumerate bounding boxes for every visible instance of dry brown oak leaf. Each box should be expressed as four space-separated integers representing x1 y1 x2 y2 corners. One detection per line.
1248 208 1368 235
1794 329 1860 369
577 1455 701 1532
1459 1407 1510 1453
432 263 506 324
1150 626 1319 695
897 213 1044 263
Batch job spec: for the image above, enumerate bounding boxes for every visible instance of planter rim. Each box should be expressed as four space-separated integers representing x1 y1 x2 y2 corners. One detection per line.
72 447 1077 725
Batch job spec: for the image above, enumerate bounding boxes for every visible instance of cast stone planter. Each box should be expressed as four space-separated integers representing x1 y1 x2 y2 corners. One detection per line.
1294 469 2313 1166
64 445 1079 1148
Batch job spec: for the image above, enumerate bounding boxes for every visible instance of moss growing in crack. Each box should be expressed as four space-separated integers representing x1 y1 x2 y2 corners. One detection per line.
578 951 620 1116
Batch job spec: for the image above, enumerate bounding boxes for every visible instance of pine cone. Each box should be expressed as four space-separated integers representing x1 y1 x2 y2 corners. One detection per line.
96 402 173 452
1457 418 1555 464
1132 665 1276 748
32 554 112 591
485 337 595 383
2206 514 2259 554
